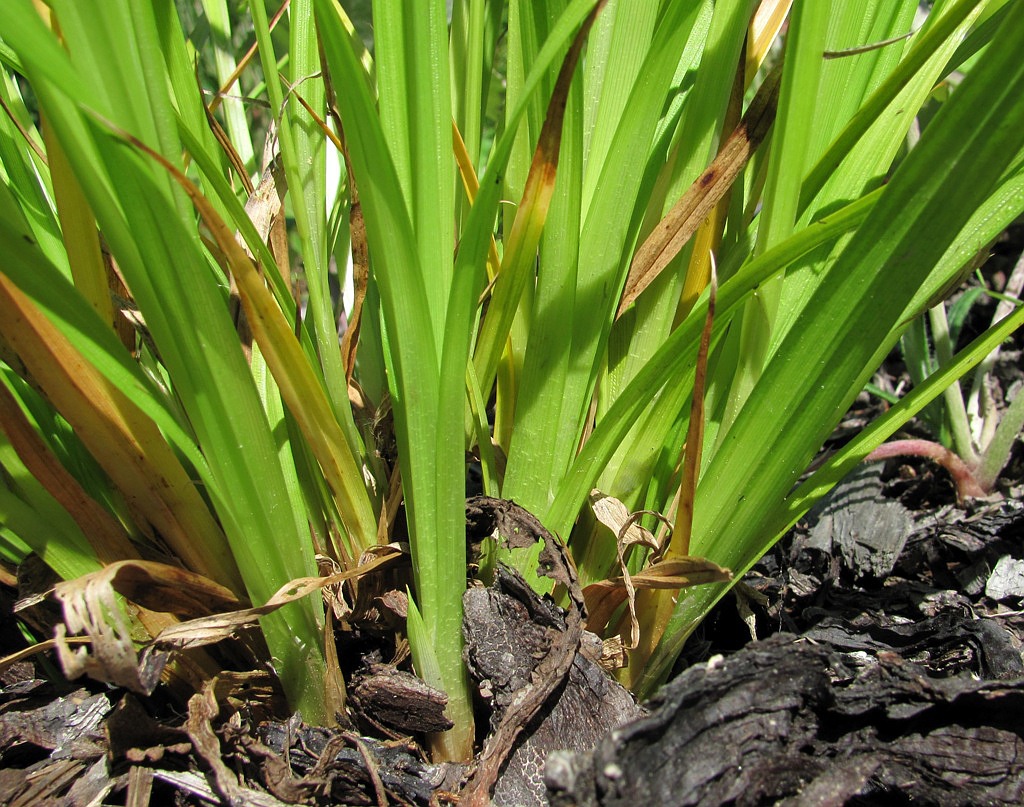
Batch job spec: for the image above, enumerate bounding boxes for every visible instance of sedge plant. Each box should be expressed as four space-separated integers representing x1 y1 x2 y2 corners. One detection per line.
0 0 1023 765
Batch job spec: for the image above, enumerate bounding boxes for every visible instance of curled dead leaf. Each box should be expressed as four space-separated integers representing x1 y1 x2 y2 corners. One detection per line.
76 560 244 617
582 555 732 649
588 490 676 649
151 546 404 651
50 559 248 694
599 635 628 671
52 567 168 695
185 683 245 803
619 557 733 589
49 551 404 695
589 489 662 553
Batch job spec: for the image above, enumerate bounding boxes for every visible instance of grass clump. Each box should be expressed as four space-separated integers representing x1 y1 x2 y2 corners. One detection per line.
0 0 1022 764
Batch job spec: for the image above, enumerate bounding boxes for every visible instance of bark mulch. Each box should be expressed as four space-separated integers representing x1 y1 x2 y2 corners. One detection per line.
2 475 1023 806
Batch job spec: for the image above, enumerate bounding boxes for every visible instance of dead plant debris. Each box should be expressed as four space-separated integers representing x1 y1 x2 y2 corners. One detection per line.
1 484 1023 806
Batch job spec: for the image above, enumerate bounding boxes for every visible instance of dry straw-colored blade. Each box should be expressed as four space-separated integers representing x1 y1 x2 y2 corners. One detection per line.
617 66 780 319
150 547 403 650
0 379 136 565
0 275 243 594
746 0 792 87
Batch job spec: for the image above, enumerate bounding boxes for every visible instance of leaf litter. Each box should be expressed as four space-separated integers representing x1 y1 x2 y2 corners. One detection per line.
3 475 1024 804
1 497 642 805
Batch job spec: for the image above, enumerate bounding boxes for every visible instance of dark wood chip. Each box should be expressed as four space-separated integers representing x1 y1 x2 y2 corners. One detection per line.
351 666 453 735
546 634 1024 806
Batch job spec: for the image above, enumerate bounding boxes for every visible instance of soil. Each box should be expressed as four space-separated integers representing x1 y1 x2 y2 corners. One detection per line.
1 270 1023 805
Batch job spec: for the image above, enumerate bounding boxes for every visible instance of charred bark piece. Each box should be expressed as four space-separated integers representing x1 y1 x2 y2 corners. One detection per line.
463 495 609 806
805 463 914 582
255 718 444 805
545 633 1024 806
350 665 453 735
463 564 642 807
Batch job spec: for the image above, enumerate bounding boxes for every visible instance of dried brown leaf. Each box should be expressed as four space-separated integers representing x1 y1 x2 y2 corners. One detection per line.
582 556 732 646
52 567 169 695
599 635 628 671
616 65 781 318
76 560 244 617
151 547 403 651
240 154 287 258
625 556 732 588
184 684 245 804
588 490 674 648
589 489 660 552
48 551 402 696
